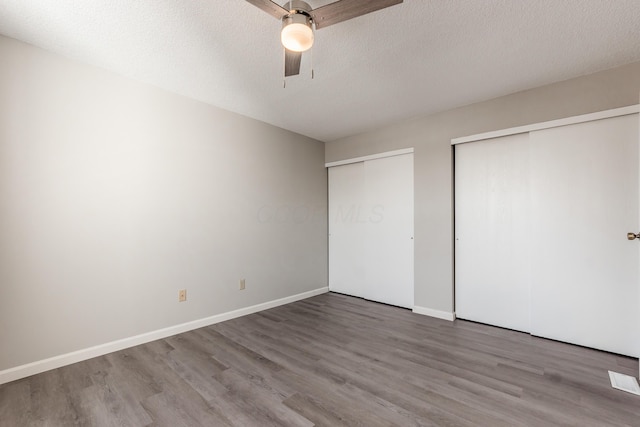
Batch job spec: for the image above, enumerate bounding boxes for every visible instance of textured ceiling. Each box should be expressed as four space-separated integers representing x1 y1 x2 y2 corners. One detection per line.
0 0 639 142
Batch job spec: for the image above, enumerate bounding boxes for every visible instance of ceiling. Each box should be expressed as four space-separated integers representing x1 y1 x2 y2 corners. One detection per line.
0 0 639 142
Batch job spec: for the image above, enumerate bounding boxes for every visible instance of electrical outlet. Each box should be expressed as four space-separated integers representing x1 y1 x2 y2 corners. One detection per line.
178 289 187 302
239 279 246 290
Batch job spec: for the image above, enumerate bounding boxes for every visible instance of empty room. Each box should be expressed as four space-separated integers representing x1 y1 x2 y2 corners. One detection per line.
1 0 640 425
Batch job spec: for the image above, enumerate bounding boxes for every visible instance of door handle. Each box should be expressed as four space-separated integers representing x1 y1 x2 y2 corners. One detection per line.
627 232 640 240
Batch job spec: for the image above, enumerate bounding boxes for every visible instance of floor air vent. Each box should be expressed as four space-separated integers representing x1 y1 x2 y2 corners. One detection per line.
608 371 640 395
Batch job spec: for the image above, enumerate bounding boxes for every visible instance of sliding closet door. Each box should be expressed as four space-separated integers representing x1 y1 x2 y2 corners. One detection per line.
364 154 414 308
455 133 531 332
328 153 414 308
456 112 639 357
328 162 366 298
529 115 639 357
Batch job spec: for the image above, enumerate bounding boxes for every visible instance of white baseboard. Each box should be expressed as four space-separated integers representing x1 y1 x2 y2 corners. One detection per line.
413 305 456 321
0 286 329 385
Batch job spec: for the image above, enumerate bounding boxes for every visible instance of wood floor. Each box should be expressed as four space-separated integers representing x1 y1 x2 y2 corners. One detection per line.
1 292 639 426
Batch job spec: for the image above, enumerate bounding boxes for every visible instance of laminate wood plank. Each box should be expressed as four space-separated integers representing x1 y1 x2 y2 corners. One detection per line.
283 392 363 427
141 389 231 427
163 347 229 401
386 353 579 426
196 327 283 372
240 330 494 426
275 369 415 427
392 340 615 423
312 357 515 427
0 380 31 426
78 382 153 427
445 376 588 427
164 331 229 372
209 368 314 427
332 349 524 426
132 344 232 426
28 368 86 426
221 325 464 425
1 292 640 426
239 320 515 426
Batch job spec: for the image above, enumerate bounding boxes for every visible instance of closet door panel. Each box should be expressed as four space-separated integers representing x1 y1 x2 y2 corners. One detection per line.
328 162 366 298
364 154 414 308
328 153 414 308
455 133 531 332
529 115 639 357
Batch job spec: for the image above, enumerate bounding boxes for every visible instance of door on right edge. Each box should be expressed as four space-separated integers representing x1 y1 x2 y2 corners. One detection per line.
528 114 639 357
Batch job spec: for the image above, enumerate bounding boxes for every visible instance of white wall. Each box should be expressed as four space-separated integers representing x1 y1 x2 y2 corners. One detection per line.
326 61 640 316
0 35 327 373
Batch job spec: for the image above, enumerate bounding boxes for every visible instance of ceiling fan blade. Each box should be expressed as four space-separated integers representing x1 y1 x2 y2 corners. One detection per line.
310 0 403 29
245 0 288 20
284 49 302 77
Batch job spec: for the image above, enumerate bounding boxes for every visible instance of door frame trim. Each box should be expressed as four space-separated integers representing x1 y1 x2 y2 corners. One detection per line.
325 148 414 168
452 104 640 146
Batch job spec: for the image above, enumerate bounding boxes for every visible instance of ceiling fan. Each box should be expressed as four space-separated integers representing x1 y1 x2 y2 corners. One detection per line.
246 0 403 77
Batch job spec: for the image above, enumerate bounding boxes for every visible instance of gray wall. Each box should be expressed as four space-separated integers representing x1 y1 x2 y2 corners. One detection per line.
0 35 327 371
326 62 640 315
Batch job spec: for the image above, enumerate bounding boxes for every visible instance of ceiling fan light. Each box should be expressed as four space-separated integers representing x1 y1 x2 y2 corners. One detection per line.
281 14 313 52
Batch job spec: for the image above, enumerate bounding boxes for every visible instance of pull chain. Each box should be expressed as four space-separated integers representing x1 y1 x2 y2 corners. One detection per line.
311 21 315 79
283 0 292 88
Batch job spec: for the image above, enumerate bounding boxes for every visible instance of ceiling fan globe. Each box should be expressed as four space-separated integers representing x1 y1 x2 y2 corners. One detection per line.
281 13 314 52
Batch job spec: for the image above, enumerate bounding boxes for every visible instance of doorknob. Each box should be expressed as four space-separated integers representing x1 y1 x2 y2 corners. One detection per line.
627 232 640 240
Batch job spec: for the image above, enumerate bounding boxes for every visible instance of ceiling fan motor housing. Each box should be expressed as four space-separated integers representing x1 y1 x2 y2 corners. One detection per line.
283 0 312 15
281 0 313 30
282 11 313 30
